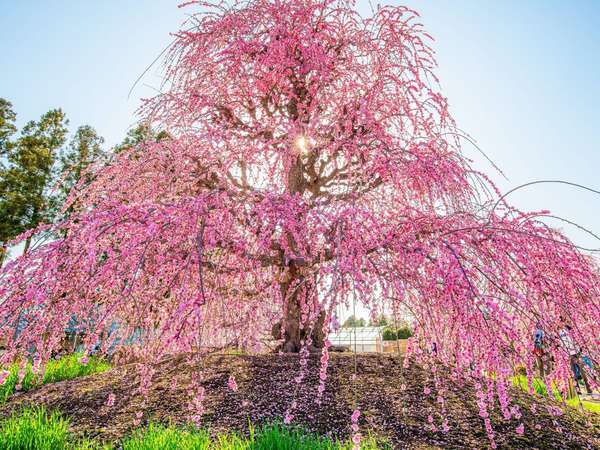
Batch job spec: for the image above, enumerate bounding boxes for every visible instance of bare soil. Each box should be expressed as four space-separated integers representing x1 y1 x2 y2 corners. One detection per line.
0 354 598 449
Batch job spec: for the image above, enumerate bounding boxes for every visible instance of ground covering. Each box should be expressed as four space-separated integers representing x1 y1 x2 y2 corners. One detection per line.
0 354 597 449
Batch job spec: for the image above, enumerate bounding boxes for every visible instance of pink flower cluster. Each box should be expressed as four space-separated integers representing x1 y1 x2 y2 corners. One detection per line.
228 375 238 392
351 409 361 449
106 392 116 408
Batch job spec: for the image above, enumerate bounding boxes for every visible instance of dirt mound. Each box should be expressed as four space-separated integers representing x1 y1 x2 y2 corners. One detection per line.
0 354 598 449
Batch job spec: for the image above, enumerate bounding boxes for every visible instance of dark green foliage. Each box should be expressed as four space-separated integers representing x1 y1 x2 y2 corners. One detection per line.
0 99 18 265
57 125 107 216
382 326 413 341
0 98 17 156
0 100 108 264
0 105 69 256
114 122 170 154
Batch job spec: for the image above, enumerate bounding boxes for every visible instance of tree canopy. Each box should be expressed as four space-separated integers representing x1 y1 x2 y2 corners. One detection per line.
0 2 598 443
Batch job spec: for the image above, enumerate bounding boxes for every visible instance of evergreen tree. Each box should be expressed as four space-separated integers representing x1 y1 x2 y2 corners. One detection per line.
343 315 366 328
0 98 17 158
114 122 169 154
1 108 68 255
57 125 106 215
0 98 19 266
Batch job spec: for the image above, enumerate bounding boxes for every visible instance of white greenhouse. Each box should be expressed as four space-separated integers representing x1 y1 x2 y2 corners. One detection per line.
328 326 384 353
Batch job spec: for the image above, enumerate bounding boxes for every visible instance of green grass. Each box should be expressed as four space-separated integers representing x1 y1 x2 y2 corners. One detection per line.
511 375 599 414
0 408 389 449
1 353 110 403
511 375 555 398
119 422 388 449
0 406 70 450
565 398 600 414
0 406 78 450
0 406 111 450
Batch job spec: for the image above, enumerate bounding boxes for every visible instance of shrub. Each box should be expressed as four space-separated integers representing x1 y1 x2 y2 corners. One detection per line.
396 327 413 340
382 326 413 341
382 327 396 341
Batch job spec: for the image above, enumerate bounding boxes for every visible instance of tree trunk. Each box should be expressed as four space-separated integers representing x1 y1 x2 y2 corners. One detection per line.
277 267 326 353
0 243 6 269
23 236 32 255
275 150 326 353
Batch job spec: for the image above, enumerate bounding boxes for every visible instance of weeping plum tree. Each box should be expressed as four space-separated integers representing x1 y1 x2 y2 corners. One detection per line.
0 0 598 435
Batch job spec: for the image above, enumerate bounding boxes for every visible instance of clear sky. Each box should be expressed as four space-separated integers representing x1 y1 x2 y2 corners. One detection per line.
2 0 600 257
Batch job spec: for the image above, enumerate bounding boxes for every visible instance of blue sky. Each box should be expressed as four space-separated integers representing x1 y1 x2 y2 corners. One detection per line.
2 0 600 253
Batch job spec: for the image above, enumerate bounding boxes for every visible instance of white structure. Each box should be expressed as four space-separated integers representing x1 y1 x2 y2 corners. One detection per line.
329 326 384 353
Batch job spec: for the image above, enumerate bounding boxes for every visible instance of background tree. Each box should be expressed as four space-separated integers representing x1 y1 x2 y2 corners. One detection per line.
0 2 598 431
57 125 106 216
368 314 389 327
342 315 366 328
0 98 18 266
0 108 68 255
382 325 413 341
114 122 169 154
0 98 17 158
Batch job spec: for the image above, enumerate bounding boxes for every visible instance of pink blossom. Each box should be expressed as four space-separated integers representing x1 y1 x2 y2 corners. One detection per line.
442 420 450 433
133 410 143 427
227 375 238 392
0 371 9 385
510 405 522 420
106 393 116 407
516 423 524 435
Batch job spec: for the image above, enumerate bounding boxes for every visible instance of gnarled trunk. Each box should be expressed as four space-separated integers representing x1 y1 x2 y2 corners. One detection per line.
23 236 32 255
275 267 325 353
273 151 326 353
0 243 6 269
